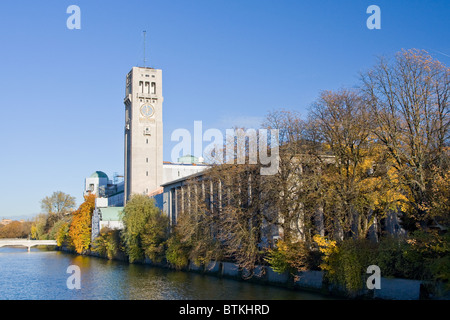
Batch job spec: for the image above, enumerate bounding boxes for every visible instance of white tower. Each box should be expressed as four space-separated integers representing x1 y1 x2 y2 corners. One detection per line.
123 66 164 203
84 171 109 197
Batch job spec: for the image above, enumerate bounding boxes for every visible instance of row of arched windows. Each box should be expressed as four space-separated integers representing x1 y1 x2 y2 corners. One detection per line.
139 81 156 94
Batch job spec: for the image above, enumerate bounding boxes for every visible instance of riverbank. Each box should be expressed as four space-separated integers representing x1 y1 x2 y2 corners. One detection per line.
57 246 448 300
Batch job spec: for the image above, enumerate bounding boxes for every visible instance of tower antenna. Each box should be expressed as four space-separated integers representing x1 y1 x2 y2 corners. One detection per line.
143 30 147 68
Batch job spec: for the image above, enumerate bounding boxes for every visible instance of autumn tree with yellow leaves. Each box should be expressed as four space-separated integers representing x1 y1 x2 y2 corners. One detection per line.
361 49 450 230
69 193 96 254
305 89 413 240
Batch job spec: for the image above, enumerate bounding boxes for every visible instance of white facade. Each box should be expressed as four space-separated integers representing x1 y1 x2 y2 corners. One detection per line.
84 171 109 197
123 67 164 203
83 171 124 206
99 219 123 231
162 163 209 185
91 197 124 241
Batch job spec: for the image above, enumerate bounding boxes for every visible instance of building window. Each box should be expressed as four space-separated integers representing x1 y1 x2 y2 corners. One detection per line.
151 82 156 94
146 158 148 163
146 171 148 176
139 81 144 93
146 139 148 144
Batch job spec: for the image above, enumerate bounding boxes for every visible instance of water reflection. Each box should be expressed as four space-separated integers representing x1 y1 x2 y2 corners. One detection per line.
0 247 331 300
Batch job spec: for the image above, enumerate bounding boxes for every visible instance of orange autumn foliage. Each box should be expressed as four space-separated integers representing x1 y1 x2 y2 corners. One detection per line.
69 194 96 254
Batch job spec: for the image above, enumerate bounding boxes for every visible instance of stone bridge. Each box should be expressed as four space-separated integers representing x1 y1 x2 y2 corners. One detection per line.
0 239 57 252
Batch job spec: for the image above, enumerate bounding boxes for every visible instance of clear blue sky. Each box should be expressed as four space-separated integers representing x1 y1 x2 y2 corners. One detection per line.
0 0 448 219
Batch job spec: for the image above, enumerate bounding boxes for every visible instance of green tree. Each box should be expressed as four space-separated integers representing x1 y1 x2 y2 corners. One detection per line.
265 239 317 276
55 221 71 248
121 194 168 263
141 208 170 263
92 227 124 260
31 214 48 240
322 238 378 295
165 232 191 269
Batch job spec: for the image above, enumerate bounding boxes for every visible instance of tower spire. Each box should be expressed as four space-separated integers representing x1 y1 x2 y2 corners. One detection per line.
143 30 147 68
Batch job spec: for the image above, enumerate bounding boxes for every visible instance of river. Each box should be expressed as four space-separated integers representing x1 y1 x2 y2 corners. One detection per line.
0 246 335 300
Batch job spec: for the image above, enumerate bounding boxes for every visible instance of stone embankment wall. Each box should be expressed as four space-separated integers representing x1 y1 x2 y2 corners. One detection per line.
185 261 425 300
58 246 445 300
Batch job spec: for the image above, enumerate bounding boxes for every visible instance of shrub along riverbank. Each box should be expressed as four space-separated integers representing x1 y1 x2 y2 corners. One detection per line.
58 231 449 300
